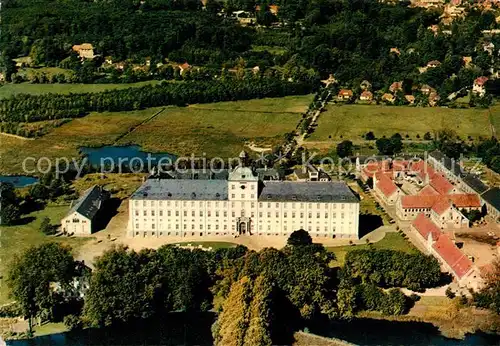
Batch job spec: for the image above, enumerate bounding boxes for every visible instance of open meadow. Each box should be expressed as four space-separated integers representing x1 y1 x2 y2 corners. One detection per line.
0 95 312 174
308 104 498 142
117 102 306 157
0 80 160 99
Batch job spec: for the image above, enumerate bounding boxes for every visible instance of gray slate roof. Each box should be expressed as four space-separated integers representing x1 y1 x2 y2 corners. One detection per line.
69 185 109 220
461 174 489 194
258 181 358 203
131 179 228 200
481 187 500 212
429 150 463 177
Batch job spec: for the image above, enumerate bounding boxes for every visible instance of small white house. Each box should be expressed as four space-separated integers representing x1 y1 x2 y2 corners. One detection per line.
61 185 110 235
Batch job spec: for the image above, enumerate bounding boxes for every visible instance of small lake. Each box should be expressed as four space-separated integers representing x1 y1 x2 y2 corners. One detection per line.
6 315 500 346
80 145 177 169
0 175 39 188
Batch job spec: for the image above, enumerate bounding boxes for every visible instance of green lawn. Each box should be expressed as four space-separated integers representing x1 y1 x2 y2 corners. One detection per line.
0 80 160 99
309 104 495 142
327 232 418 267
0 205 93 305
189 94 313 113
116 105 304 158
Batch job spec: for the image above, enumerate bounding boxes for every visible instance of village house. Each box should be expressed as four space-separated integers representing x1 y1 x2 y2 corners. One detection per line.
412 213 481 289
373 172 404 205
420 84 435 95
72 43 95 60
428 92 440 106
396 193 481 221
337 89 353 101
427 60 441 68
405 95 415 104
61 185 110 235
359 90 373 102
483 42 495 55
389 81 403 93
178 62 191 75
381 93 396 103
472 76 489 97
462 56 472 68
389 47 401 55
293 164 331 182
321 74 338 87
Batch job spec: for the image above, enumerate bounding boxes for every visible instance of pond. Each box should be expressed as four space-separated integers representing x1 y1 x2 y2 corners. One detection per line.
6 315 500 346
79 145 177 170
0 175 39 188
308 317 500 346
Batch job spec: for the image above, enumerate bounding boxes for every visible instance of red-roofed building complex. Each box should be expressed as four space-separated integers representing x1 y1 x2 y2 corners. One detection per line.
373 172 404 205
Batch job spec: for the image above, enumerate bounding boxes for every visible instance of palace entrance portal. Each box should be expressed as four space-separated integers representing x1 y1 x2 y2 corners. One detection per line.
236 217 251 235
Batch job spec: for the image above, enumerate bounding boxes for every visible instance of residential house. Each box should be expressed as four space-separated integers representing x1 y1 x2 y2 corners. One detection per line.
321 74 338 86
472 76 488 97
420 84 435 95
381 93 396 103
294 164 331 182
72 43 95 60
428 92 440 106
178 62 191 75
61 185 110 235
427 60 441 68
359 90 373 101
429 198 469 229
337 89 353 101
373 172 404 205
396 193 481 220
483 42 495 55
389 47 401 55
462 56 472 68
389 81 403 93
405 95 415 104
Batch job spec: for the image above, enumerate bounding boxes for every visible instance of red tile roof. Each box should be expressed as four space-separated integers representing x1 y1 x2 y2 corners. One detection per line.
400 194 481 209
360 90 373 99
431 198 451 215
375 173 398 198
432 235 473 279
419 185 440 196
430 173 454 195
474 76 489 86
338 89 353 97
412 213 441 241
410 160 436 180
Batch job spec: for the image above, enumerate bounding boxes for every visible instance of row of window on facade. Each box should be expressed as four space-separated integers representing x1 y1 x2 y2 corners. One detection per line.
67 219 87 223
134 231 335 237
135 210 349 219
134 200 349 210
134 223 339 233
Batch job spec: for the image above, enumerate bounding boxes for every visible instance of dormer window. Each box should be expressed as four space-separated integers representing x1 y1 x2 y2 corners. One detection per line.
192 192 196 198
167 192 172 197
292 196 297 200
240 185 246 190
215 193 220 198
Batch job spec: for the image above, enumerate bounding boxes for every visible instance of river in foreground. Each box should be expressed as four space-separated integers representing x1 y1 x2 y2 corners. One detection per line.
6 313 500 346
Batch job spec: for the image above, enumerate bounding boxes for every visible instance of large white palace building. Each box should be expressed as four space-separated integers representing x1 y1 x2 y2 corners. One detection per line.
128 154 360 239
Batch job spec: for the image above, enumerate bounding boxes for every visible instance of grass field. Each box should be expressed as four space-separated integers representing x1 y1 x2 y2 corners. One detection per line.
309 104 497 142
0 80 160 99
327 232 418 266
117 105 303 157
0 205 93 305
0 96 313 174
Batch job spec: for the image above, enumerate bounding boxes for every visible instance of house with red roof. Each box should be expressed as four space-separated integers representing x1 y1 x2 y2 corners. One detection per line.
373 172 404 205
411 213 442 251
430 198 469 229
396 193 481 220
429 173 459 195
359 90 373 102
389 81 403 93
431 234 481 288
337 89 353 101
473 76 489 97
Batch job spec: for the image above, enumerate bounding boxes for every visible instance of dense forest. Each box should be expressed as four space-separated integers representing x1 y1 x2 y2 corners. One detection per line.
6 234 448 342
1 0 499 97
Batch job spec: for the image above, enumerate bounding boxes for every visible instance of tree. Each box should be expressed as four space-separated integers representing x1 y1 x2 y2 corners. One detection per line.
365 131 376 140
7 243 76 333
473 258 500 314
287 229 312 246
423 132 432 140
0 182 20 225
375 136 402 155
336 140 354 158
40 217 55 235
